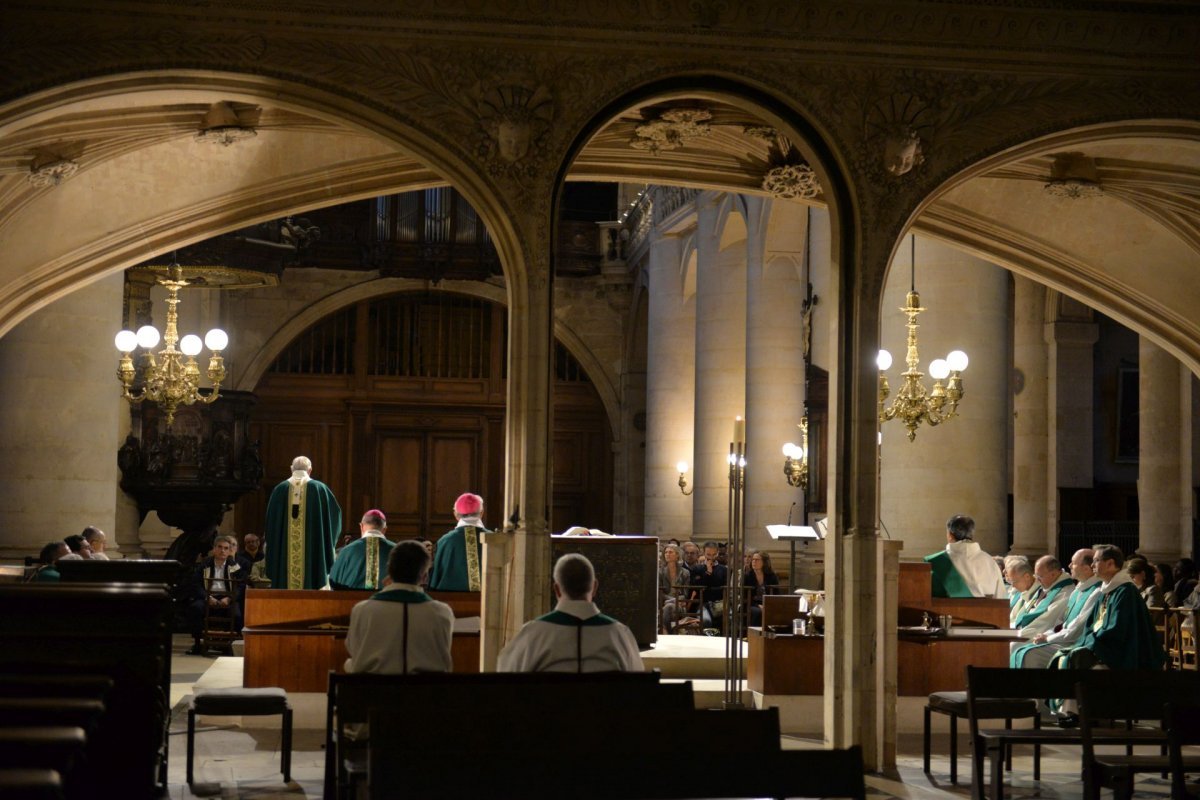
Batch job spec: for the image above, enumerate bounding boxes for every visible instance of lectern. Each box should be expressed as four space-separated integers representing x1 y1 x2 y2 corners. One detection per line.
766 524 821 591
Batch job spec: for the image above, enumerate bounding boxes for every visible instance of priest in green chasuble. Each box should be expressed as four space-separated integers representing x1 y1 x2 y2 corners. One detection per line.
328 509 395 591
264 455 342 590
429 492 488 592
924 514 1007 599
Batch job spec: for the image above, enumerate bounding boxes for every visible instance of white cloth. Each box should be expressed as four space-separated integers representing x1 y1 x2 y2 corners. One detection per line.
90 552 110 561
1010 584 1041 627
944 540 1007 599
497 598 644 673
344 583 454 674
1017 578 1074 640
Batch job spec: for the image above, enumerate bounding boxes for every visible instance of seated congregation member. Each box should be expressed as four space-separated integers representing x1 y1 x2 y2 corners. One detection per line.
1053 544 1163 671
429 492 488 592
689 541 729 631
187 535 243 655
1013 556 1075 637
235 532 264 571
1013 549 1101 668
1127 558 1164 608
28 541 69 582
924 514 1006 598
81 526 109 560
498 553 643 672
658 543 692 634
1006 558 1039 627
345 542 454 674
62 533 92 560
1157 562 1178 606
1174 558 1198 605
327 509 395 591
743 551 779 627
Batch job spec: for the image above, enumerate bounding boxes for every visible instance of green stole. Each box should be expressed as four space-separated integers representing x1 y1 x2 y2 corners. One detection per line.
1063 580 1100 623
371 589 431 603
538 610 617 626
924 551 972 598
1013 576 1076 628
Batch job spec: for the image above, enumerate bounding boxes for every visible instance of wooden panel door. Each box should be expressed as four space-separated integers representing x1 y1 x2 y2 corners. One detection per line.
377 434 423 534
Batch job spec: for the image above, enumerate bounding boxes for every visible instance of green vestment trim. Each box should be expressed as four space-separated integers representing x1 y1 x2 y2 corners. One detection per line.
464 525 481 592
924 551 972 598
287 480 307 590
537 610 617 627
365 536 379 591
370 589 431 604
1013 576 1075 628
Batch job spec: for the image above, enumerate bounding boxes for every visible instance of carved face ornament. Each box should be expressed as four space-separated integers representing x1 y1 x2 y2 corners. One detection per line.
884 126 924 176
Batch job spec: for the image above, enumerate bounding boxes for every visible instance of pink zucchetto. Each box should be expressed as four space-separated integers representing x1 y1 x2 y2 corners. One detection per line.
361 509 387 526
453 493 483 517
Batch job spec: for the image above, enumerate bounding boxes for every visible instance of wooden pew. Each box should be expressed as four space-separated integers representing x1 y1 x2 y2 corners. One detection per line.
0 584 174 800
243 588 482 690
327 671 685 800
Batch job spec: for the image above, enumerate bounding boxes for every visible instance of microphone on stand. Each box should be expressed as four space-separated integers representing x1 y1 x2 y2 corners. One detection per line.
786 501 797 527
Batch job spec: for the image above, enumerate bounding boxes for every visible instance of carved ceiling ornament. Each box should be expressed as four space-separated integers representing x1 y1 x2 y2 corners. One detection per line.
1044 151 1104 199
630 108 712 154
863 92 933 178
28 156 79 188
194 101 258 147
743 125 822 200
476 82 555 168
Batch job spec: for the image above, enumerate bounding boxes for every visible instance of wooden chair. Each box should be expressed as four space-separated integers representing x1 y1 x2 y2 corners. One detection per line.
198 574 242 654
662 585 704 635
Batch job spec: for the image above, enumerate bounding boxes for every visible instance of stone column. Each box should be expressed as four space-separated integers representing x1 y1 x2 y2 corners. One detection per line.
0 273 127 558
692 193 746 540
1137 336 1187 562
1011 277 1050 556
878 237 1010 557
744 197 807 552
643 231 696 538
1045 299 1099 548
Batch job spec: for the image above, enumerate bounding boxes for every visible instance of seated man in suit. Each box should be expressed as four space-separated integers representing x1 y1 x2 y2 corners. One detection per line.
187 535 243 655
498 553 643 673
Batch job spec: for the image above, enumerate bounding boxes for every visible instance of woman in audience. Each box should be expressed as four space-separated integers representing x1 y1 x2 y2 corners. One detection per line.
658 543 692 633
743 551 779 627
1174 558 1198 607
1156 562 1177 605
1127 559 1163 607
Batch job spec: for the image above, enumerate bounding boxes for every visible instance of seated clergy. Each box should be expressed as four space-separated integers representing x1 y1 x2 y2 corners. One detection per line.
1012 548 1101 668
345 541 454 674
1010 555 1075 652
1007 558 1040 628
1052 545 1164 671
498 553 643 673
328 509 395 591
924 514 1007 598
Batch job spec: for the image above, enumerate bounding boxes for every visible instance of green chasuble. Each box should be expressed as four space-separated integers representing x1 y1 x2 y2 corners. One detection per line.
1013 575 1076 628
1011 578 1099 668
924 551 972 598
1071 580 1164 670
429 524 488 591
264 476 342 590
328 534 395 591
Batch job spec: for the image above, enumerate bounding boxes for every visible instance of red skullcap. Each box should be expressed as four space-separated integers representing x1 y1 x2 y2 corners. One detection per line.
454 493 483 516
362 509 386 525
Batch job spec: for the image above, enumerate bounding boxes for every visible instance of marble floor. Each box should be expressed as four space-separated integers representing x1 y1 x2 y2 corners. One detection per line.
169 635 1189 798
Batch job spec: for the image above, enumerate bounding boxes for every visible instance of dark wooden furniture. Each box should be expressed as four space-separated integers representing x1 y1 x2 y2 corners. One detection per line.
923 691 1037 785
1166 703 1200 800
328 671 685 800
242 588 481 691
551 534 658 646
188 687 292 786
0 584 174 799
746 627 823 694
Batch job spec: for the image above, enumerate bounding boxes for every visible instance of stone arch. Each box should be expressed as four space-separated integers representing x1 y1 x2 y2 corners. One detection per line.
237 277 622 442
0 71 526 338
912 119 1200 374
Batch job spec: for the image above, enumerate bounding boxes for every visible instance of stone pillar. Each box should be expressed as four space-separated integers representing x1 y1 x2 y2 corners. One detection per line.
1137 336 1187 562
643 231 696 538
1011 277 1050 556
1045 299 1099 548
744 197 807 552
692 193 746 540
0 273 127 558
878 237 1010 557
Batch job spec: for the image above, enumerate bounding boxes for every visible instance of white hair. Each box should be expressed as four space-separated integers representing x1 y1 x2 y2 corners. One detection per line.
291 456 312 472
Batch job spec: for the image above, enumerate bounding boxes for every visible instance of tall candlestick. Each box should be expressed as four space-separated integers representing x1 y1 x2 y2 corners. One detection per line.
733 415 745 443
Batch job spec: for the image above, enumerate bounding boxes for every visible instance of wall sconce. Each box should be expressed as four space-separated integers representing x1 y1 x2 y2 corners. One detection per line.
781 416 809 490
676 461 693 496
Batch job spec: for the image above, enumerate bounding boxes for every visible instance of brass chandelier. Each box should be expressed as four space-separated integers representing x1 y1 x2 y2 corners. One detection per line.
782 416 810 489
877 236 968 442
115 263 228 425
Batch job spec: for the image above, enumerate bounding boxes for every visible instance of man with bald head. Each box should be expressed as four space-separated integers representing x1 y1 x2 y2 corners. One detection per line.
1011 555 1076 649
264 455 342 589
498 553 643 672
1012 548 1102 668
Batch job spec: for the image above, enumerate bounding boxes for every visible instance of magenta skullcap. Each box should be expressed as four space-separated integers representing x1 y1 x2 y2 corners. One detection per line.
454 493 483 516
362 509 386 525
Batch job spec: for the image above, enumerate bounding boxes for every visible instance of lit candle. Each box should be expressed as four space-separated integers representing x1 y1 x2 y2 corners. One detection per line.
733 415 745 443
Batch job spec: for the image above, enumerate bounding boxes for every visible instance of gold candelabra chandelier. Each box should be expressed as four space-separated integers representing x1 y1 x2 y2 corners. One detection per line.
781 416 809 489
114 263 228 426
877 236 968 442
